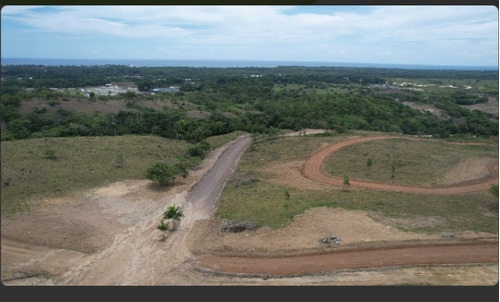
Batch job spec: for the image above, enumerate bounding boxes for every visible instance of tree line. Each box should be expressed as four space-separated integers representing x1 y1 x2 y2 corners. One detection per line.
1 64 498 141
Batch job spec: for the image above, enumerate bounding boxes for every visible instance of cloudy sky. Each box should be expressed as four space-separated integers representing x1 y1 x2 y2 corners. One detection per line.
1 5 498 67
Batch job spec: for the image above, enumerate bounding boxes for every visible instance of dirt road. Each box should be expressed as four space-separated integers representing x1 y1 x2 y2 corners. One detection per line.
301 135 499 194
1 133 498 285
196 241 498 276
193 135 498 277
181 135 252 223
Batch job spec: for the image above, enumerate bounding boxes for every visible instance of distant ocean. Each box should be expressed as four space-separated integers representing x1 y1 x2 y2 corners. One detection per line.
1 58 498 71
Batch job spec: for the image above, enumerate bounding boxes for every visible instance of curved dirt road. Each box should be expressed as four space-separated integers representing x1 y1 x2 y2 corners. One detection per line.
2 133 497 285
195 135 498 277
301 136 499 194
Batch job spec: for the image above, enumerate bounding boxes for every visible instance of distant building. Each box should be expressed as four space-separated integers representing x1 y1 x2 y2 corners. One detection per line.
151 87 180 93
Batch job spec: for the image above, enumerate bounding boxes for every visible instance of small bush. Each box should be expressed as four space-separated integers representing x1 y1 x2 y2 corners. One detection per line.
47 99 61 107
43 149 57 159
490 185 499 198
157 220 169 231
146 161 178 185
114 152 125 168
187 141 211 158
284 189 290 200
163 205 184 220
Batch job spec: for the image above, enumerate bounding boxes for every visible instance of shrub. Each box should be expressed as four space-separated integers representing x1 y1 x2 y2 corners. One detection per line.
157 220 169 231
43 149 57 159
187 141 211 158
284 189 290 200
146 161 178 185
163 205 184 220
490 185 499 198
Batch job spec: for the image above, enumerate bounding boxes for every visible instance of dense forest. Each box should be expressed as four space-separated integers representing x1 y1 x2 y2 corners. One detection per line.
1 64 498 141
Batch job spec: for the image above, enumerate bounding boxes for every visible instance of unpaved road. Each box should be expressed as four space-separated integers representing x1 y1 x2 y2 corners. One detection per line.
1 133 498 286
181 135 252 223
301 135 499 194
197 241 498 276
193 134 498 277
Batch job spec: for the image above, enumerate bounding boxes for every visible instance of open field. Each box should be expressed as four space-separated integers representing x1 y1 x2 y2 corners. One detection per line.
1 130 498 286
0 135 192 213
322 137 498 187
217 132 498 233
0 132 243 214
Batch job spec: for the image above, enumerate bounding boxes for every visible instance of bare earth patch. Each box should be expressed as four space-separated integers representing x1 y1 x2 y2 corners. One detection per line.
1 134 498 286
261 160 328 190
188 207 440 257
441 157 498 185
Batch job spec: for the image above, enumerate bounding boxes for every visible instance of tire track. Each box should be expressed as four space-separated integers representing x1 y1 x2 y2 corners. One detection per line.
196 241 498 276
301 136 498 194
195 135 498 277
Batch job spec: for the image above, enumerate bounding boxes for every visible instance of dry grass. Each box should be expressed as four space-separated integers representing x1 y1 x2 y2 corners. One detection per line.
217 131 498 234
0 132 242 214
323 137 498 186
0 135 192 213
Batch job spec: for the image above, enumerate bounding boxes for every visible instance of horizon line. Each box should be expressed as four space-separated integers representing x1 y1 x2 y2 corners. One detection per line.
2 57 498 70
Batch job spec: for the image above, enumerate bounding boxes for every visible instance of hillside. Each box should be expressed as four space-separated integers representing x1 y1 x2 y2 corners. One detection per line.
1 131 498 286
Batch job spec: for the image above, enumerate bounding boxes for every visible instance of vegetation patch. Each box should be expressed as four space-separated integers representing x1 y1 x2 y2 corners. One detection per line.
0 132 242 214
216 132 498 234
323 138 498 186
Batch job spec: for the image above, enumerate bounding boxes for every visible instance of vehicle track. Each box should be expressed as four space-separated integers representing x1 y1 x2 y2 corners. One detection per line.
301 136 499 194
195 135 498 276
196 241 498 276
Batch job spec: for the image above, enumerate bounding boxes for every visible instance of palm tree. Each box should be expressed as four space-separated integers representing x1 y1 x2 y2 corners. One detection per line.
163 206 184 231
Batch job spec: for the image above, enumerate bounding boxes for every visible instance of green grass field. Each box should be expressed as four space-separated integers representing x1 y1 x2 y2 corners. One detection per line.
2 130 497 235
0 132 243 214
216 131 498 234
323 137 498 186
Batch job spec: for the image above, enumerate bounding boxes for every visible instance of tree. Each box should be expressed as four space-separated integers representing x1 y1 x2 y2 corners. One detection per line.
187 141 211 158
146 161 178 185
174 119 187 139
162 205 184 231
343 175 350 190
174 156 190 178
163 205 184 220
284 189 290 200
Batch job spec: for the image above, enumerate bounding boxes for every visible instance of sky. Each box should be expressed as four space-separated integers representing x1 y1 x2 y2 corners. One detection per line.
1 5 498 67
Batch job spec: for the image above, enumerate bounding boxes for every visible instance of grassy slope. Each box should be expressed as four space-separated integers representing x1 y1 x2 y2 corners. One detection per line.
0 132 244 214
216 131 498 234
2 130 497 235
323 137 498 186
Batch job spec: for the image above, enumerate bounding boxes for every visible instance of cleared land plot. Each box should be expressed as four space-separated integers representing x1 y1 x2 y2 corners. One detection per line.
217 132 498 234
322 137 498 187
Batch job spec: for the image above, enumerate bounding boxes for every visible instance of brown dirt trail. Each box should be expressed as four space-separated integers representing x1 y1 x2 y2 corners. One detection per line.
301 136 499 194
1 133 498 285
